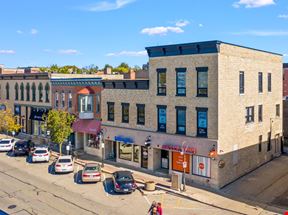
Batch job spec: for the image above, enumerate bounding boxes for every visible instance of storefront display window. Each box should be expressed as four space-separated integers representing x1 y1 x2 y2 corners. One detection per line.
192 155 211 178
119 143 132 161
197 108 208 137
157 106 167 132
87 134 100 149
133 145 140 163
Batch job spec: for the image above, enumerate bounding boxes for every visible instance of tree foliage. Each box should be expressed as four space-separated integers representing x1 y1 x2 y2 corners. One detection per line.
0 105 21 133
43 110 76 155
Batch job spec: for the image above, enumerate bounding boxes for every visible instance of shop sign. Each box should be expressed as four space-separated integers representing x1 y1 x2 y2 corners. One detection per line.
114 135 134 144
162 144 196 154
172 151 190 174
199 162 205 170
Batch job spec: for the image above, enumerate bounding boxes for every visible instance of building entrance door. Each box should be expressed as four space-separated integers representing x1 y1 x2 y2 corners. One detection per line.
141 146 148 169
161 150 169 169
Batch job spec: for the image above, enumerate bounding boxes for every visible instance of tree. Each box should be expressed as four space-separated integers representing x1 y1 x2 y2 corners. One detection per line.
0 105 21 134
43 110 76 155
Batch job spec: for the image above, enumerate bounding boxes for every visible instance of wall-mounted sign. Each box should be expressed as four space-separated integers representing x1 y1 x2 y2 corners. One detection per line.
218 160 225 168
114 135 134 144
172 152 190 174
162 144 196 154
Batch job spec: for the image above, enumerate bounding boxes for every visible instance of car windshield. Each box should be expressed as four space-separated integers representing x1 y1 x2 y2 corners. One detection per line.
58 159 71 163
15 142 25 147
84 166 100 172
0 140 10 144
117 175 132 181
35 150 47 154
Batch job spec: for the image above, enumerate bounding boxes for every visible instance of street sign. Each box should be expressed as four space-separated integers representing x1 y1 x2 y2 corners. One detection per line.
183 161 187 169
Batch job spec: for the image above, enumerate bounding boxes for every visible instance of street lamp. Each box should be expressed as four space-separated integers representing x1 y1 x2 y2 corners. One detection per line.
98 129 105 167
180 141 187 192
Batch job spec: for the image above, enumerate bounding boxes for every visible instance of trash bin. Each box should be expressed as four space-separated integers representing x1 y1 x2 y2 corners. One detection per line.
171 172 182 191
145 181 156 191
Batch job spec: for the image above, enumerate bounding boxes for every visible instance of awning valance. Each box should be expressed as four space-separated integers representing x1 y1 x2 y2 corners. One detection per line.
72 119 101 134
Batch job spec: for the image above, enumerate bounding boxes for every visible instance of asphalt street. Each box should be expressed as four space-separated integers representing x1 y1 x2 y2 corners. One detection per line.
0 152 239 215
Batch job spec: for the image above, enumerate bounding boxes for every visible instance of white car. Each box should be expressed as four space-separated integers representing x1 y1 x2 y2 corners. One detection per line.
31 147 50 163
0 139 15 152
54 155 74 173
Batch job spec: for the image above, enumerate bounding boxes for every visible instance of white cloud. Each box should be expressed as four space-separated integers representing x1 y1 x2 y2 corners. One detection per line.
278 14 288 19
175 20 189 27
83 0 135 12
284 54 288 57
198 24 204 27
233 0 275 8
141 26 184 35
0 50 16 54
16 30 23 34
232 30 288 36
106 50 146 57
30 28 38 35
59 49 79 55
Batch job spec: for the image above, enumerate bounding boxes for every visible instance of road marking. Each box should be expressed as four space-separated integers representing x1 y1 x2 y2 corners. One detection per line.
103 173 109 197
143 195 151 205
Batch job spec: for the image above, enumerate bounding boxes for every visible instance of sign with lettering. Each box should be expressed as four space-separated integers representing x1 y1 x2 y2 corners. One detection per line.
162 144 196 154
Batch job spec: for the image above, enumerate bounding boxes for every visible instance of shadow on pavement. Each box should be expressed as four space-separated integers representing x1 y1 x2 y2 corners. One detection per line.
74 170 83 184
6 151 15 157
102 177 132 196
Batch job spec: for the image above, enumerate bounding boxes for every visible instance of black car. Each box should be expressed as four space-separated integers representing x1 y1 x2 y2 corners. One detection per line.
112 171 137 193
13 140 35 156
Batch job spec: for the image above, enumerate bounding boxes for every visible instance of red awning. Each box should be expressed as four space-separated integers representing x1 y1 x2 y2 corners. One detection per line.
72 119 101 134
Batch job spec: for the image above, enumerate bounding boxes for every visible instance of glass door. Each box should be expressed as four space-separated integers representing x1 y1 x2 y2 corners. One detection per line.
141 146 148 168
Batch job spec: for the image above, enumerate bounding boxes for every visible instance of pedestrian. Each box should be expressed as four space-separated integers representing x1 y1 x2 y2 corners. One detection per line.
147 201 157 215
156 202 162 215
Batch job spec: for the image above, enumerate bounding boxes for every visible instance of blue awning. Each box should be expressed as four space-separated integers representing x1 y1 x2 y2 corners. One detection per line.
114 135 134 144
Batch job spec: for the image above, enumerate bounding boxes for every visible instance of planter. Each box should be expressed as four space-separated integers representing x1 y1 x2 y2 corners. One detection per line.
145 181 156 191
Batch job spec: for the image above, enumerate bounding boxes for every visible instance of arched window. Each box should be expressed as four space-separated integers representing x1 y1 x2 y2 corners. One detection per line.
32 83 36 101
15 83 19 100
45 83 50 103
38 83 43 102
5 83 9 100
26 83 30 101
20 83 24 101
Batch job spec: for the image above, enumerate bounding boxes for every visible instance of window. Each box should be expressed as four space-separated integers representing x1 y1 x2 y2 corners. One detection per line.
122 103 129 123
133 145 140 163
55 91 59 108
176 106 186 134
38 83 43 102
259 135 262 152
196 107 208 137
239 71 244 94
267 132 271 151
258 105 263 122
61 91 65 108
119 143 132 161
157 68 166 95
276 104 280 117
157 105 167 132
245 106 254 123
79 95 92 112
26 83 30 101
268 73 272 92
107 102 114 121
192 155 211 178
176 68 186 96
20 83 24 101
45 83 50 103
5 83 9 100
32 83 36 101
96 94 100 113
197 67 208 97
137 104 145 125
258 72 263 93
15 83 19 100
68 92 72 108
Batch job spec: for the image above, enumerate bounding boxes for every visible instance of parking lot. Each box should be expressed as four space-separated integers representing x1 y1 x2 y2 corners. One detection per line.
0 150 241 215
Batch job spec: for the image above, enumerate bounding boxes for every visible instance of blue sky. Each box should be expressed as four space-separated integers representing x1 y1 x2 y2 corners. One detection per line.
0 0 288 68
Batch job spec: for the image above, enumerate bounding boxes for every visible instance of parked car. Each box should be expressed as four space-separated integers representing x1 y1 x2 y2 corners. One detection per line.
81 163 102 183
0 139 15 152
31 147 50 163
13 140 35 156
54 155 74 173
112 171 137 193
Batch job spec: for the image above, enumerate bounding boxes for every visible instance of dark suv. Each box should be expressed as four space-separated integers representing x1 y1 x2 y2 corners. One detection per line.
13 140 35 156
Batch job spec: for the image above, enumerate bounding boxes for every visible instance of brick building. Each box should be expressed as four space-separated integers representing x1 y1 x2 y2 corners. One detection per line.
101 41 283 189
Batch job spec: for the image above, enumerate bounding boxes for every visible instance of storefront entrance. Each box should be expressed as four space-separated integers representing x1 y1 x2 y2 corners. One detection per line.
161 150 169 169
141 146 148 169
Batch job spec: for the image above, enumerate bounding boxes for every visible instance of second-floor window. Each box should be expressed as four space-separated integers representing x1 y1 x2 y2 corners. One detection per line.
137 104 145 125
258 105 263 122
268 73 272 92
45 83 50 103
157 68 166 96
176 68 186 96
239 71 244 94
197 67 208 97
176 106 186 134
6 83 9 100
276 104 280 117
80 95 92 112
96 94 100 113
107 102 114 121
68 92 72 109
196 107 208 137
122 103 129 123
245 106 254 123
20 83 24 101
55 92 59 108
32 83 36 101
258 72 263 93
38 83 43 102
26 83 30 101
157 105 167 132
61 91 65 108
15 83 19 100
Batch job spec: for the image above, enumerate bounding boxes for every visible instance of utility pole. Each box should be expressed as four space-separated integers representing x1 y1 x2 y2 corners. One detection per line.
181 141 187 192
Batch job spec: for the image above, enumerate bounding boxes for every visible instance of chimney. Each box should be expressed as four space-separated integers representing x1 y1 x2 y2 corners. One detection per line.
104 67 112 75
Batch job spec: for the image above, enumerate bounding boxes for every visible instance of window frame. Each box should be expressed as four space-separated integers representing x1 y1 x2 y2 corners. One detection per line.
157 105 167 132
136 104 145 125
38 83 43 102
196 67 208 97
96 94 101 113
32 83 36 102
45 83 50 103
55 91 59 108
157 68 167 96
276 104 280 117
26 83 30 101
196 107 208 137
5 83 9 100
176 106 186 135
239 71 245 95
14 83 19 101
107 102 115 121
118 143 132 161
121 103 130 123
20 83 24 101
259 135 262 152
258 72 263 93
245 106 254 123
176 68 186 96
68 91 72 109
268 73 272 92
79 95 93 112
258 105 263 122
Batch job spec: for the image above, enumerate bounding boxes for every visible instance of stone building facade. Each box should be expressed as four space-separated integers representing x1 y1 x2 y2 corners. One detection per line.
101 41 283 188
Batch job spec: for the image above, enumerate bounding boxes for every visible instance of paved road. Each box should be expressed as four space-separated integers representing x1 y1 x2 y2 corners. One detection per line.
0 152 239 215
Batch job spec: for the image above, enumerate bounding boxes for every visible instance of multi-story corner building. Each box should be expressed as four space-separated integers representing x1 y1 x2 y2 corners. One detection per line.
101 41 283 188
0 67 51 137
282 63 288 139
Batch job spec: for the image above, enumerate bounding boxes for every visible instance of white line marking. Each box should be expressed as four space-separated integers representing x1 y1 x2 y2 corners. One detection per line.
144 195 151 205
103 173 109 197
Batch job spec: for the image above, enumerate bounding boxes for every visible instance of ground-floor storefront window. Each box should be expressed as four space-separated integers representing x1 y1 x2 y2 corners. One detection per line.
87 134 99 148
192 155 211 178
133 145 140 163
172 151 190 174
119 143 132 161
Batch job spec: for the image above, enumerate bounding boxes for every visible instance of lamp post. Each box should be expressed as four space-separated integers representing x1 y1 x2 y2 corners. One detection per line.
99 129 105 167
181 141 187 192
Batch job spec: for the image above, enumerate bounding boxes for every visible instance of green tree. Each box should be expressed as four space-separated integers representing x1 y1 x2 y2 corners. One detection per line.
0 105 21 133
43 110 76 155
